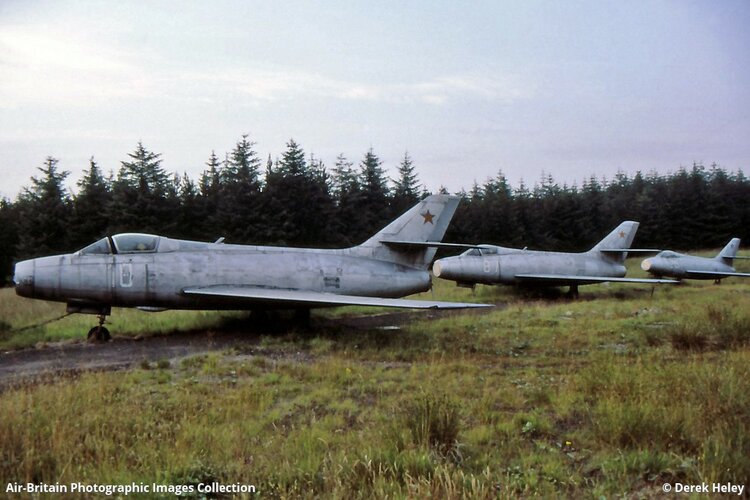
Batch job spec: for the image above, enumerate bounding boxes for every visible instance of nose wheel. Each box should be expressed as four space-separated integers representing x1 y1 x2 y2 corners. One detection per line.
87 314 111 342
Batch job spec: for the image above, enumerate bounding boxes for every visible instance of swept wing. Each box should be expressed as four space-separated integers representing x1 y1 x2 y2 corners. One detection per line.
183 286 492 309
513 274 678 285
683 270 750 278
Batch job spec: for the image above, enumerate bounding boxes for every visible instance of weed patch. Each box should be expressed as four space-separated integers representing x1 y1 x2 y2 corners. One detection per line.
397 390 462 458
669 305 750 351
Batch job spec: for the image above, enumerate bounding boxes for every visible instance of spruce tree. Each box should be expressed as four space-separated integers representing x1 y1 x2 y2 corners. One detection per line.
263 140 335 245
16 156 72 258
197 150 223 238
217 135 263 242
330 154 362 245
391 151 421 215
0 199 19 285
356 148 391 241
109 142 175 234
70 157 111 249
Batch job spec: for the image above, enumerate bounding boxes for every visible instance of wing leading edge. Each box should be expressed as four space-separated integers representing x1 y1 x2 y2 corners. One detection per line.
684 270 750 278
513 274 679 285
183 286 492 309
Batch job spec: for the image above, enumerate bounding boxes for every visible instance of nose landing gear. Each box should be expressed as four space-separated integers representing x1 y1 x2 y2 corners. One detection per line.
87 313 111 342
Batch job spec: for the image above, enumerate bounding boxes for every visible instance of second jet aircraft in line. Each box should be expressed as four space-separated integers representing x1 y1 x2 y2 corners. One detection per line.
432 221 676 296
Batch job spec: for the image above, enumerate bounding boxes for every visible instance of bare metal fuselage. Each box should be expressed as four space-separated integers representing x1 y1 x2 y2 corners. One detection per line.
642 253 737 279
434 250 626 286
14 244 430 311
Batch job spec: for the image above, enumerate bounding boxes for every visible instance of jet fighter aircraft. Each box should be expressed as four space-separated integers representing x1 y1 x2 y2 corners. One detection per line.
13 195 490 340
641 238 750 282
432 221 676 296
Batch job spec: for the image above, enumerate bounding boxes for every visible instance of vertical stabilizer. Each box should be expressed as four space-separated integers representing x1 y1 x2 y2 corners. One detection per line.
716 238 741 263
351 195 461 269
588 221 639 264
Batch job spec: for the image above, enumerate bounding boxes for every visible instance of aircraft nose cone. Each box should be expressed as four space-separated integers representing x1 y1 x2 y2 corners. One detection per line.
641 257 668 275
433 259 453 279
433 258 459 280
433 260 445 278
13 259 34 297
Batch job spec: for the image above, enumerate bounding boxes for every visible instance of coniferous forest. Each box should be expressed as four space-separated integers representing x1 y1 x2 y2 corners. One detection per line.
1 135 748 286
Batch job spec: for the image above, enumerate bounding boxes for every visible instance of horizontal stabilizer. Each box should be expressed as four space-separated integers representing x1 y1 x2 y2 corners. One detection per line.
732 256 750 259
381 240 482 250
599 248 661 254
183 286 493 309
685 270 750 278
514 274 679 285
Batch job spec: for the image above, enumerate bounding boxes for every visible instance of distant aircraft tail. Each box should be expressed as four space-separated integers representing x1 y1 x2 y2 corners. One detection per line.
716 238 741 263
588 221 639 264
350 194 461 269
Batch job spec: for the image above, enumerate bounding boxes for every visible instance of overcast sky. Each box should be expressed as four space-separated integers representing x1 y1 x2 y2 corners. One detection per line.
1 0 748 199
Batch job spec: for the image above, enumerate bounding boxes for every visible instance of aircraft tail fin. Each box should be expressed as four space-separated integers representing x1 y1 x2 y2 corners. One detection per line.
716 238 741 262
588 221 639 263
351 194 461 269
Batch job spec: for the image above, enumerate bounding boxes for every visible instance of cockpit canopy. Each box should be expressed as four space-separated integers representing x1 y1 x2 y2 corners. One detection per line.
113 233 159 253
659 250 680 259
79 237 113 255
461 245 499 257
79 233 161 255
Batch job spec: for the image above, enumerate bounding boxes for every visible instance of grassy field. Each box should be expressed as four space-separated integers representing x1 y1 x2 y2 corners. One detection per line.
1 256 750 497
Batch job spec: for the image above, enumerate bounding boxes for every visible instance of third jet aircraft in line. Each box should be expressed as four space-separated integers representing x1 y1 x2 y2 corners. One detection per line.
641 238 750 282
431 221 677 296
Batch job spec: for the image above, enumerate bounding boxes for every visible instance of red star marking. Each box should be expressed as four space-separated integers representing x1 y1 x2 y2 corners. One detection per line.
618 231 626 238
421 210 435 224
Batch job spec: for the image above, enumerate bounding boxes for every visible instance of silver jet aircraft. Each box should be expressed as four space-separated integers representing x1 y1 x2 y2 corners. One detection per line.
641 238 750 282
13 195 490 340
432 221 676 296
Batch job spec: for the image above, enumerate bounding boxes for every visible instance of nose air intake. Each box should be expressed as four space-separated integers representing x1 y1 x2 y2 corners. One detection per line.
433 260 458 280
433 260 444 278
13 259 35 298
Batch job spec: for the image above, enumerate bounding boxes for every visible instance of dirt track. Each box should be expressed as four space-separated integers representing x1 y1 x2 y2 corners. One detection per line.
0 308 493 389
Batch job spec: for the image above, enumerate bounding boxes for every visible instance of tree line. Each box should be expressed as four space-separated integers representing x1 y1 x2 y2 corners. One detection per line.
1 134 748 285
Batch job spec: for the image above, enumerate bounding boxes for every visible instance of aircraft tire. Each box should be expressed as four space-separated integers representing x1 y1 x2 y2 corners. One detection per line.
87 326 111 342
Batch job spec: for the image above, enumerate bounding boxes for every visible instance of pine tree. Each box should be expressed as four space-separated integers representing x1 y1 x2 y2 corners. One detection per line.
176 172 206 239
118 142 170 195
197 150 223 238
108 142 176 234
199 151 223 198
331 154 359 202
0 198 19 285
217 135 263 242
70 157 111 249
16 157 72 258
391 151 421 215
262 140 335 245
483 171 518 247
356 148 391 241
330 154 362 245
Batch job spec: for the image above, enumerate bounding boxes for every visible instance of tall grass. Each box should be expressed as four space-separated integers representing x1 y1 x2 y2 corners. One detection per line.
2 255 750 496
669 304 750 351
0 288 255 349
